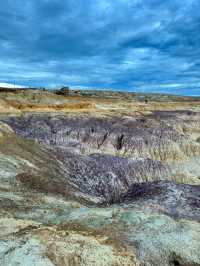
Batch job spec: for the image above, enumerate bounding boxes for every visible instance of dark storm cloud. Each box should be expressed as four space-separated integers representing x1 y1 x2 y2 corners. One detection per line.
0 0 200 95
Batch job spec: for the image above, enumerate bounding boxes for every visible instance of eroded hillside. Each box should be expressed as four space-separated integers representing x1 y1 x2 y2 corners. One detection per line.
0 88 200 266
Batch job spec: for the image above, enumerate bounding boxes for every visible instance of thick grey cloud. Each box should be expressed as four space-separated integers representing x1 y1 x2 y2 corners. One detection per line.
0 0 200 95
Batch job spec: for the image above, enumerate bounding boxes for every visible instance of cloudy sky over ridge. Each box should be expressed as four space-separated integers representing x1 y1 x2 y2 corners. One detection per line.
0 0 200 95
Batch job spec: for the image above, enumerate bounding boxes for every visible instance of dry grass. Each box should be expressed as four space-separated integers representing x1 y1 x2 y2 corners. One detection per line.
6 100 95 111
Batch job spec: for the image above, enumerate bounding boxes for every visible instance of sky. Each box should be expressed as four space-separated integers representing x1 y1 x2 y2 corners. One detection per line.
0 0 200 95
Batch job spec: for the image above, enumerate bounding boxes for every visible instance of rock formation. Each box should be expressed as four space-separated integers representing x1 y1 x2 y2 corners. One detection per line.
0 88 200 265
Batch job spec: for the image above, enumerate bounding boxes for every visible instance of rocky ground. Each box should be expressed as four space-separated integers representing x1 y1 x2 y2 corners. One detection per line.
0 88 200 265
